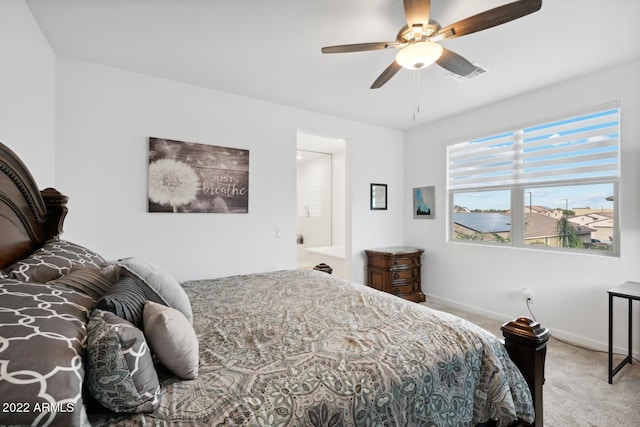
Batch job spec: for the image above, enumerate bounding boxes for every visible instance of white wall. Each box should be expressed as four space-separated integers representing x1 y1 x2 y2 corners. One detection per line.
53 57 404 283
331 148 346 248
0 0 55 187
404 59 640 355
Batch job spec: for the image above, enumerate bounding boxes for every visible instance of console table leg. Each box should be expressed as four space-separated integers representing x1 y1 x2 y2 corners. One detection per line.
609 294 613 384
608 282 640 384
628 299 633 364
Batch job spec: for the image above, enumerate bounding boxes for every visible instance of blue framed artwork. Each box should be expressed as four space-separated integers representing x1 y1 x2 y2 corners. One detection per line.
413 186 435 219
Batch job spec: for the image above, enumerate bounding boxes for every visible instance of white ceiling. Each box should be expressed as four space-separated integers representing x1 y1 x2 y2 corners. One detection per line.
26 0 640 131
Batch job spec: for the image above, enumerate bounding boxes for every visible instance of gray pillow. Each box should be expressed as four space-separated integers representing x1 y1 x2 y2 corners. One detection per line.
85 309 160 413
143 301 199 379
95 276 147 328
47 266 114 299
116 257 192 323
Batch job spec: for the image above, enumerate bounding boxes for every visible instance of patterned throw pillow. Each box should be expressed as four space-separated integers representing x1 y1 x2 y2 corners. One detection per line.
117 257 193 323
0 278 94 427
2 239 107 283
85 309 160 413
143 301 199 379
47 266 114 300
95 276 148 328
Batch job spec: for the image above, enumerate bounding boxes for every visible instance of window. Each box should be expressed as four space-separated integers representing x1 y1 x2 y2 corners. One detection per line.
447 103 619 254
453 190 511 243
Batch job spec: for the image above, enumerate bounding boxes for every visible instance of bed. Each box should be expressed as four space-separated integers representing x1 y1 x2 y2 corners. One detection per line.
0 141 549 426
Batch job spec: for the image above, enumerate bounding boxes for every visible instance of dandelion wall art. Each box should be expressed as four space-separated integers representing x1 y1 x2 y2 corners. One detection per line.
148 138 249 213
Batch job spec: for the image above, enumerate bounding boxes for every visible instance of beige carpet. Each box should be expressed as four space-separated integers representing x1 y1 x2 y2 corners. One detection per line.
422 301 640 426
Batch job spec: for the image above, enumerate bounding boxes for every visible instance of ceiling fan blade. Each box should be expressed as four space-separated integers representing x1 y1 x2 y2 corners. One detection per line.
436 0 541 40
370 61 402 89
403 0 431 33
322 42 399 54
436 48 476 76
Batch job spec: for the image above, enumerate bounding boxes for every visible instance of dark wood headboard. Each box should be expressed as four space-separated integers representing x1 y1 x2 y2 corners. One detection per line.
0 142 68 269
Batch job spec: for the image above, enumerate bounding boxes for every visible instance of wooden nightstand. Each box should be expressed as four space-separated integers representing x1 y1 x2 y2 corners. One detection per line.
364 246 425 302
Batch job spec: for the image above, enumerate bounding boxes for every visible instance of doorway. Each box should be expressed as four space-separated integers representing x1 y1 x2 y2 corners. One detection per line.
296 131 348 279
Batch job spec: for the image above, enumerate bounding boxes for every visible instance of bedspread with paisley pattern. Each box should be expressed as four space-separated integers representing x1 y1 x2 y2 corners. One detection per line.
88 269 533 426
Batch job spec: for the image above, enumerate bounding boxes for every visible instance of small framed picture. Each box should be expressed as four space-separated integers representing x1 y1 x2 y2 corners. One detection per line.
413 186 435 219
370 183 387 210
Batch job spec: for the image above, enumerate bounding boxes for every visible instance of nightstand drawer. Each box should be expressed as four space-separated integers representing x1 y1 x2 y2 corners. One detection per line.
392 281 419 297
391 256 419 268
392 268 419 281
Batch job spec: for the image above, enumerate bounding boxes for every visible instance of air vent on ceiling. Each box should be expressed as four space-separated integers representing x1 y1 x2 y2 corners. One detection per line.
446 63 488 82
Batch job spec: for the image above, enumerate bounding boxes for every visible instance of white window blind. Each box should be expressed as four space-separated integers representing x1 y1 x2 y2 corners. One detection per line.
448 105 620 191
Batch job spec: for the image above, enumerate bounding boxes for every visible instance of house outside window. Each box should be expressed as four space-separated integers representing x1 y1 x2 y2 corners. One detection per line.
447 103 620 255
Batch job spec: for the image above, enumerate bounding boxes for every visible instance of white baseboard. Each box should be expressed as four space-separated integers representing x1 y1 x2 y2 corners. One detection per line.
425 294 640 361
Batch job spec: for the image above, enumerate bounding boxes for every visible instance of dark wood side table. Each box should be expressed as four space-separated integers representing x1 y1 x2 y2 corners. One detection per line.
364 246 425 303
608 281 640 383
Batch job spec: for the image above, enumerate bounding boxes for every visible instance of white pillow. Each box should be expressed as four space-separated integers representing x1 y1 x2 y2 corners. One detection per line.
117 257 193 323
143 301 199 380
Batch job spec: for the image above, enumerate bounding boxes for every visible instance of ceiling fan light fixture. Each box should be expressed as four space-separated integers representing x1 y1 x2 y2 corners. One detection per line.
395 41 443 70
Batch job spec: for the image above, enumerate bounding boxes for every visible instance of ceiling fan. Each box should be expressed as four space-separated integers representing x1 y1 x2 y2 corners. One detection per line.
321 0 542 89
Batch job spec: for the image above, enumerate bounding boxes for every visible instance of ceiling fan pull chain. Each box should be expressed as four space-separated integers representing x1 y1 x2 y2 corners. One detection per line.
417 70 421 115
412 71 416 121
412 70 421 121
